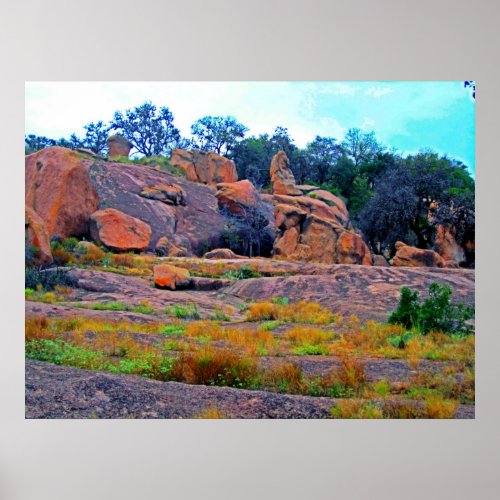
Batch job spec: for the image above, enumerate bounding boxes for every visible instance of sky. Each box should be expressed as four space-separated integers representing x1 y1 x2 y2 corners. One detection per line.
25 81 475 174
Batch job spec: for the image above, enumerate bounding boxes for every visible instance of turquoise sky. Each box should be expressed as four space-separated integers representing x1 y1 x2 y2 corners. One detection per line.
25 81 475 174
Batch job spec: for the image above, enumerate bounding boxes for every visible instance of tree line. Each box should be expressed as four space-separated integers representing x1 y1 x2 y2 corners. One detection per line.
25 101 475 262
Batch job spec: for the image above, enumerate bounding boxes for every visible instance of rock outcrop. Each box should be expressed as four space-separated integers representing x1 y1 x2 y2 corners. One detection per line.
392 241 445 268
170 149 237 185
89 208 152 252
203 248 246 259
434 225 465 266
107 135 132 159
140 183 186 206
85 157 241 255
25 147 99 239
270 152 371 265
215 179 261 216
154 236 188 257
153 264 191 290
270 151 302 195
25 205 52 265
373 254 390 267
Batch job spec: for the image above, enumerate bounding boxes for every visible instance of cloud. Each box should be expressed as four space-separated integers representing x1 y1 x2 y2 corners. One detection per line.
365 86 393 98
360 117 376 130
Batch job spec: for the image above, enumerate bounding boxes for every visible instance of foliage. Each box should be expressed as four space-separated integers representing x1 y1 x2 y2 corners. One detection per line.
25 266 73 291
388 283 474 335
165 303 201 320
110 101 181 156
191 115 248 155
222 265 262 280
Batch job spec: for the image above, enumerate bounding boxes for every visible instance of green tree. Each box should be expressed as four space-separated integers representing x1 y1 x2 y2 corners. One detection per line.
111 101 181 157
82 121 109 154
303 136 342 184
191 116 248 156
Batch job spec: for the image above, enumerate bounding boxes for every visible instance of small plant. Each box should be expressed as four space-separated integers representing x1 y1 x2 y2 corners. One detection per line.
387 331 414 349
222 265 262 280
131 299 156 315
331 400 383 419
260 320 284 331
193 406 228 419
165 303 201 320
160 324 186 336
292 344 329 355
211 307 231 322
271 296 289 305
90 301 130 311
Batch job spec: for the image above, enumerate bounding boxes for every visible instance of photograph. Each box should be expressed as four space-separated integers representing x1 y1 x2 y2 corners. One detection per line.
24 81 475 419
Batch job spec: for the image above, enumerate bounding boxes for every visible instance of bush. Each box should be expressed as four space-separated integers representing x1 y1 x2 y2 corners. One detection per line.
25 267 74 291
222 265 262 280
165 303 201 320
388 283 474 335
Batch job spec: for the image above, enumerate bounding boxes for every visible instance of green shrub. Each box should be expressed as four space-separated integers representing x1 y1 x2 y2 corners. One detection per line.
25 267 74 291
387 331 414 349
211 307 231 321
165 303 201 320
388 283 474 335
292 344 329 355
160 324 186 336
90 301 130 311
271 296 289 305
222 265 262 280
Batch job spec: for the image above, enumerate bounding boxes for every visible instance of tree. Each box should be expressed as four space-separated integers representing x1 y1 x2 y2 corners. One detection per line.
341 128 383 167
231 135 275 188
110 101 181 157
359 151 475 257
191 116 248 155
25 135 56 154
303 136 342 184
220 204 272 257
82 121 109 154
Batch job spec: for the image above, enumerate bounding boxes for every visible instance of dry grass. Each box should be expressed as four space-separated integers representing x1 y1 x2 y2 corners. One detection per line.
283 326 333 346
246 300 337 325
261 361 307 394
193 406 228 419
171 346 258 388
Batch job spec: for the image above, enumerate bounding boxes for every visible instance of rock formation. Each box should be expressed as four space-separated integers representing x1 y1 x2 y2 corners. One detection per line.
89 208 152 252
215 179 261 216
107 135 132 159
170 148 237 185
153 264 191 290
25 147 99 239
270 151 371 265
155 236 188 257
85 155 241 255
270 151 302 195
140 183 186 206
25 205 53 265
434 224 465 266
203 248 246 259
392 241 445 268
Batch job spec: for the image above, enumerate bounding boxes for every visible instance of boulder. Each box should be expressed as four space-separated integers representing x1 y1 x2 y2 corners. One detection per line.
308 190 350 227
270 151 302 196
373 254 390 267
25 147 99 239
215 179 260 215
170 149 237 185
140 183 186 206
25 206 52 265
107 135 132 159
155 236 188 257
89 208 152 252
153 264 191 290
392 241 445 268
434 225 465 265
203 248 246 259
336 232 372 266
274 194 349 228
